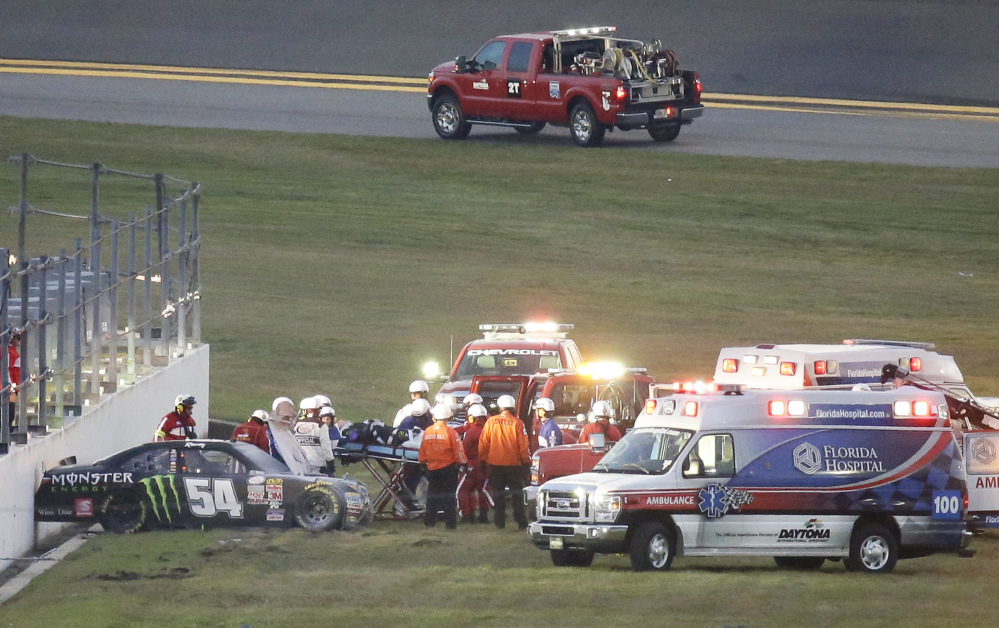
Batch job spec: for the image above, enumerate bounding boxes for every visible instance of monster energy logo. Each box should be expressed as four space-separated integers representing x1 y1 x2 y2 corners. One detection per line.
139 475 182 523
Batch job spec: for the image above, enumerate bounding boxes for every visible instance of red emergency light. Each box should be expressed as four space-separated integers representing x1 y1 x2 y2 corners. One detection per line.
645 399 657 414
909 357 922 372
780 362 796 376
722 358 738 373
814 361 826 375
615 86 628 101
682 401 698 417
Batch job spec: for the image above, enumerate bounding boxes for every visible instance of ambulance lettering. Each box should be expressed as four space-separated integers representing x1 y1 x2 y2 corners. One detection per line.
975 476 999 489
645 494 696 507
778 519 831 543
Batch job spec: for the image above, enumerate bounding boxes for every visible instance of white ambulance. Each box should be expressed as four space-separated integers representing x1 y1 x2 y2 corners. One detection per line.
528 386 972 573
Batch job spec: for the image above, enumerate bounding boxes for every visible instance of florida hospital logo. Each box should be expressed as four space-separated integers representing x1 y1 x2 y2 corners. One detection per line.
793 442 822 475
971 438 997 465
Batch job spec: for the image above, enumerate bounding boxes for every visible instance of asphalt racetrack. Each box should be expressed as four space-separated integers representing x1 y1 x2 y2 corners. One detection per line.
1 1 998 167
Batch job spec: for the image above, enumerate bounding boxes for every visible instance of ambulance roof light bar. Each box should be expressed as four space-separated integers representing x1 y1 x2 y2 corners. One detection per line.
551 26 617 37
479 322 574 339
843 338 936 351
671 381 745 395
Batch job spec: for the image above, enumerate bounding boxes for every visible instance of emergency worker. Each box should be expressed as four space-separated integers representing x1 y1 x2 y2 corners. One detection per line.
232 409 271 453
535 398 564 448
320 405 340 475
267 397 311 475
396 398 434 514
5 331 19 430
456 403 492 523
154 394 197 442
419 404 466 529
294 399 335 475
478 394 530 529
394 380 431 427
577 400 622 444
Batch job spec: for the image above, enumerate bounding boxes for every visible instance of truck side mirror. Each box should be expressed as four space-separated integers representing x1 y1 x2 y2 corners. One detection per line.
588 433 606 451
454 56 474 73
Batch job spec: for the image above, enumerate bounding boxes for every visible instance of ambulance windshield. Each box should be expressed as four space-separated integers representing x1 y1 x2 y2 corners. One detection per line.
593 427 693 474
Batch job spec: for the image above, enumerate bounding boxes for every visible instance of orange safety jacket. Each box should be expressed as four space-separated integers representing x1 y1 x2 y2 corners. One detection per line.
419 421 467 471
478 411 530 467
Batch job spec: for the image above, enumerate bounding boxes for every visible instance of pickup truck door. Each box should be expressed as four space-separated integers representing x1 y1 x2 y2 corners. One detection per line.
494 40 542 122
457 40 506 118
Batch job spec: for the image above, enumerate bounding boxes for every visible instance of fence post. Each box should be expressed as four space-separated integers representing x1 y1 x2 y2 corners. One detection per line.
1 247 9 451
73 240 82 407
109 220 120 387
177 198 188 354
53 251 66 427
37 256 48 428
143 206 152 369
191 184 202 345
126 213 136 385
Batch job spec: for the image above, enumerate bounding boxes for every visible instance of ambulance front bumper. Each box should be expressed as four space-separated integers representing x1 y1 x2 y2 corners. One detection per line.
528 521 629 553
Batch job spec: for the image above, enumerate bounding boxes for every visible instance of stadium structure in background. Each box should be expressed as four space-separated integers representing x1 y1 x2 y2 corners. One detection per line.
0 154 203 453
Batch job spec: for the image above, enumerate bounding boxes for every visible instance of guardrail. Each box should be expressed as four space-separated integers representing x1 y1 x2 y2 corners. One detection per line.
1 154 203 453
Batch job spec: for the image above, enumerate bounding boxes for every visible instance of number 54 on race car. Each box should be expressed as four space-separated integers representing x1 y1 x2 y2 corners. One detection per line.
34 440 373 533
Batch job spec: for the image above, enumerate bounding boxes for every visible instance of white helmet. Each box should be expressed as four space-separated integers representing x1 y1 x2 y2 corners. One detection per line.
432 403 453 421
300 397 319 411
410 398 432 416
592 400 613 420
463 393 483 407
534 398 555 414
314 394 332 407
409 380 430 394
467 404 488 419
250 409 269 421
319 406 336 418
271 397 296 423
175 394 196 408
497 395 517 410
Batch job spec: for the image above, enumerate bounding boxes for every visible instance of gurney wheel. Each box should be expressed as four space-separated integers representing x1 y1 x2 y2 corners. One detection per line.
294 487 346 532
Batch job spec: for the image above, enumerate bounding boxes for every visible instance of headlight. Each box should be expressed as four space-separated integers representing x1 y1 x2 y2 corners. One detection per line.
530 455 540 485
594 494 621 523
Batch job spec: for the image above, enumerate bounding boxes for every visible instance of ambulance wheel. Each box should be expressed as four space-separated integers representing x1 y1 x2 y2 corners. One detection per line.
845 523 897 573
432 94 472 140
515 122 546 135
98 490 148 534
294 488 345 532
774 557 825 570
550 549 594 567
629 522 675 571
569 102 605 147
648 122 681 142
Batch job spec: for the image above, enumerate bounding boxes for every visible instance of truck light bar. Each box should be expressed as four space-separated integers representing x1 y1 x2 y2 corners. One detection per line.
551 26 617 37
843 338 936 351
479 322 574 335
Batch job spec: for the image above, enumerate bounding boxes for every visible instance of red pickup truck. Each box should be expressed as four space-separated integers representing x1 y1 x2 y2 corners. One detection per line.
427 26 703 147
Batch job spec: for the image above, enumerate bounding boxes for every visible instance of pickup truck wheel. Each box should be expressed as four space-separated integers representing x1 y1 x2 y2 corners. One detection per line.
432 95 471 140
515 122 546 135
629 522 675 571
550 549 594 567
648 123 681 142
844 523 897 573
774 557 825 570
569 103 605 147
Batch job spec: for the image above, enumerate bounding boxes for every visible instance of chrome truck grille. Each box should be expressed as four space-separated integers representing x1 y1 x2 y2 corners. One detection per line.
540 490 588 520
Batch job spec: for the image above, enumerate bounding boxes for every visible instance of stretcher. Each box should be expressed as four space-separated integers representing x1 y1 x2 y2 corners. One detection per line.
335 442 424 520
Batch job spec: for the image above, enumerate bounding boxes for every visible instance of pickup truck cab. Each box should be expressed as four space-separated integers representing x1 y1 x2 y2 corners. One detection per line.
434 323 582 420
428 26 703 147
529 386 973 572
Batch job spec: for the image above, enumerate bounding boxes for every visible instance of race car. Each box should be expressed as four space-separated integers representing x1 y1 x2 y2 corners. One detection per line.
34 440 372 533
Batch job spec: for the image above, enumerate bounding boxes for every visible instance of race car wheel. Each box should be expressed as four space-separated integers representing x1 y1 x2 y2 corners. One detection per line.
629 522 675 571
550 549 594 567
569 102 605 147
294 488 345 532
774 557 825 570
515 122 547 135
432 94 472 140
98 490 148 534
844 523 898 574
648 122 681 142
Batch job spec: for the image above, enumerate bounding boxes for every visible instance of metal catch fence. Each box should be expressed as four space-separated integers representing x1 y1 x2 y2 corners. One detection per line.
1 154 202 453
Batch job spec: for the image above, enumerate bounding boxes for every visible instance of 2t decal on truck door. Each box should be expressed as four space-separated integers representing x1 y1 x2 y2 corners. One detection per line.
183 477 244 518
507 80 522 98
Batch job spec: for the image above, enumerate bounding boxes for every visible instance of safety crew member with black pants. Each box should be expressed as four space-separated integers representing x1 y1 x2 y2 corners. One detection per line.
478 394 531 530
419 403 467 529
154 394 197 441
456 403 492 524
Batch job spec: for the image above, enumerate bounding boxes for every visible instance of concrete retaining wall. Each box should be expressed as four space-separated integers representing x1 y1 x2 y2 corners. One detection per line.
0 344 209 574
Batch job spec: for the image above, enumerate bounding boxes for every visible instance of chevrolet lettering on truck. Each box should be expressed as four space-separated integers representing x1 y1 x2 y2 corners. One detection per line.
528 386 973 572
428 26 704 147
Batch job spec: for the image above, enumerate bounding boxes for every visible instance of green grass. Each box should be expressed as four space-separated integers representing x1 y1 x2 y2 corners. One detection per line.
2 116 997 423
2 522 997 627
2 116 999 625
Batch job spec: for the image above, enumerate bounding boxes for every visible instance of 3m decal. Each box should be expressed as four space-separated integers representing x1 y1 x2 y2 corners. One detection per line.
266 478 284 507
698 484 753 518
139 474 182 523
183 477 244 518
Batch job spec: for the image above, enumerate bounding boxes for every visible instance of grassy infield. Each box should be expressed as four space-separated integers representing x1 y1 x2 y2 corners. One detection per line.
1 115 998 626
